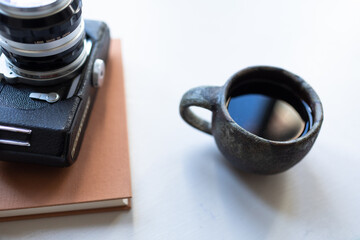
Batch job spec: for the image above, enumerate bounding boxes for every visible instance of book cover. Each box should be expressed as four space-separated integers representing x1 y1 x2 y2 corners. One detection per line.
0 39 132 221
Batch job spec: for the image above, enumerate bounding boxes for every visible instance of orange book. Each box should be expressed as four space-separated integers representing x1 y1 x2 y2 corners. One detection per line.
0 39 132 221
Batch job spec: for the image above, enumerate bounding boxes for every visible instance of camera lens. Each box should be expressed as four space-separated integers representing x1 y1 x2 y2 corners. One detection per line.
0 0 86 84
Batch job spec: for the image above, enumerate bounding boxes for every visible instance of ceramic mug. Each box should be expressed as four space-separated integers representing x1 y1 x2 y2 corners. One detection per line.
180 66 323 174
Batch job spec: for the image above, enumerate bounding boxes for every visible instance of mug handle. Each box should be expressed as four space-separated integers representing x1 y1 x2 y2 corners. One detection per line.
179 86 221 135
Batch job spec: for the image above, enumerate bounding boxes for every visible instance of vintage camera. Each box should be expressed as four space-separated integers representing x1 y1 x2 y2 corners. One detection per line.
0 0 110 166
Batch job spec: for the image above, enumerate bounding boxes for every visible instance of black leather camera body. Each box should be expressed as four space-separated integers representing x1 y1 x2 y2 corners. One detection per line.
0 1 110 167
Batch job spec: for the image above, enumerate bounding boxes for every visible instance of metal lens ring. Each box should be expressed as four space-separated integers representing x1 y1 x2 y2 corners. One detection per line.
2 39 91 83
0 0 85 84
0 0 82 44
0 1 72 18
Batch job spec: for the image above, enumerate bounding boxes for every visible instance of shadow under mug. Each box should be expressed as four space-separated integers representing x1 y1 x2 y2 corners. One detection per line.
180 66 323 174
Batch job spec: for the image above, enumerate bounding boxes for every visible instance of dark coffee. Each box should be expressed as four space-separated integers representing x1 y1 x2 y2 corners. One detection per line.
226 81 313 141
180 67 323 173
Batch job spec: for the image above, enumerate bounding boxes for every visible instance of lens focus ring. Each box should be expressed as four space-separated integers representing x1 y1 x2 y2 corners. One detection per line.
0 0 82 44
0 0 86 83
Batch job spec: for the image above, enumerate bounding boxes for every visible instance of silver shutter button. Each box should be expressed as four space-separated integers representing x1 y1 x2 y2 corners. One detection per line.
92 59 106 88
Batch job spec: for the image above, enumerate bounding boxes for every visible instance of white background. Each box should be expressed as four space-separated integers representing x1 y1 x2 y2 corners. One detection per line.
1 0 360 239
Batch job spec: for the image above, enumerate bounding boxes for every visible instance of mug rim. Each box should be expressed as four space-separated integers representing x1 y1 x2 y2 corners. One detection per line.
220 65 324 145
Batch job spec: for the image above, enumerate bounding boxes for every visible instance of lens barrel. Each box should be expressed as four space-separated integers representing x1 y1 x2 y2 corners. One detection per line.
0 0 86 84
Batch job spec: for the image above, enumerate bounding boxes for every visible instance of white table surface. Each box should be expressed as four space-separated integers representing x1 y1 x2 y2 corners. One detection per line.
1 1 360 239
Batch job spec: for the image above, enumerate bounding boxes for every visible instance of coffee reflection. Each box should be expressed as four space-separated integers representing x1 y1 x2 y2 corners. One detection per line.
227 93 312 141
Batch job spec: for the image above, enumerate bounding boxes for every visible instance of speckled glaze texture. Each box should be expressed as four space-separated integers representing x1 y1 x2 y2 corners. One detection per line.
180 66 323 174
